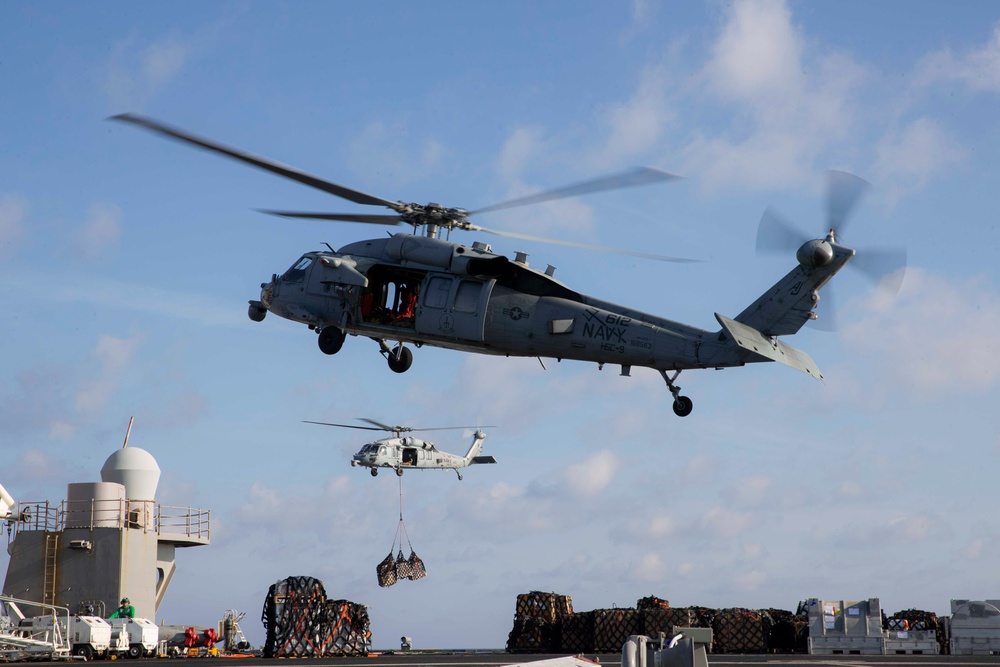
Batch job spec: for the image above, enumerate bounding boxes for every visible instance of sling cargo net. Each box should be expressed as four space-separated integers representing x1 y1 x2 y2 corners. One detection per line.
377 477 427 587
559 611 595 654
711 608 768 654
593 608 641 652
887 608 945 654
261 576 371 658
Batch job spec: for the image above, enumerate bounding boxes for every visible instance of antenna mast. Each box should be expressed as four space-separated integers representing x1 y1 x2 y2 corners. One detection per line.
122 416 134 448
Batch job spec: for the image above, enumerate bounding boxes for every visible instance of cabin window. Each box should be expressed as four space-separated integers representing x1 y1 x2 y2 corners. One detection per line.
424 276 451 309
282 256 313 283
454 281 482 313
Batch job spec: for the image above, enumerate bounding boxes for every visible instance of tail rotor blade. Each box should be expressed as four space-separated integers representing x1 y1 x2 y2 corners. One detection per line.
826 170 871 234
851 246 908 296
811 285 838 332
756 206 806 255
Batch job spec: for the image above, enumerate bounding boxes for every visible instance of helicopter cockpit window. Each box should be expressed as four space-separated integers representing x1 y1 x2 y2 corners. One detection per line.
454 281 482 313
282 256 313 283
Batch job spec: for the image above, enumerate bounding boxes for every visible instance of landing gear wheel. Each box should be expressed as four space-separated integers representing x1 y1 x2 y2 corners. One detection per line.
73 645 93 661
672 395 693 417
248 303 266 322
318 327 346 355
395 468 404 477
127 644 143 659
370 468 378 477
387 345 413 373
457 471 463 481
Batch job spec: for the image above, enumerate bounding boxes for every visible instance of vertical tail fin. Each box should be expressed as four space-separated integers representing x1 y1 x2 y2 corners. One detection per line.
464 431 496 465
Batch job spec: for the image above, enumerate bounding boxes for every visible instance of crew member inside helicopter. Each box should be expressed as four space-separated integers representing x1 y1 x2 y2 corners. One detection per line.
359 275 419 327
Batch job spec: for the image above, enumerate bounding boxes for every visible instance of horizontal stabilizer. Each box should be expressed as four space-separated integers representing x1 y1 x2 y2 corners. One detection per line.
470 456 497 465
715 313 823 380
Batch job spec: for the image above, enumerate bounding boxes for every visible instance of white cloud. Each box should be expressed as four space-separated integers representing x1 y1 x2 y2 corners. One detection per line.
4 269 244 329
728 475 772 507
701 506 753 539
497 126 545 180
0 194 28 258
839 481 863 500
347 120 447 186
77 202 122 259
843 269 1000 399
734 569 766 591
917 24 1000 93
593 65 674 165
873 118 965 205
561 450 621 497
704 0 804 103
75 334 142 415
16 449 66 482
633 552 668 582
102 34 192 110
610 513 675 544
142 38 190 90
964 539 983 561
684 0 867 191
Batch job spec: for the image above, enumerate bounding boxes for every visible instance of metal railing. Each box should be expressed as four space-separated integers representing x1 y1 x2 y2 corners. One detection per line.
156 505 211 541
6 498 210 543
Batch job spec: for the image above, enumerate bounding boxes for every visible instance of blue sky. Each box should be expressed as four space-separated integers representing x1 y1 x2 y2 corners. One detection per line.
2 0 999 650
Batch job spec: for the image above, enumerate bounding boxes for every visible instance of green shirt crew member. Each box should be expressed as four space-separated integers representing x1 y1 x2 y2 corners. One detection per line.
110 597 135 619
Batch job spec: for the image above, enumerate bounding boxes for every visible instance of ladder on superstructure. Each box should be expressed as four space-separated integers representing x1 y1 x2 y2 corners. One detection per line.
42 533 58 606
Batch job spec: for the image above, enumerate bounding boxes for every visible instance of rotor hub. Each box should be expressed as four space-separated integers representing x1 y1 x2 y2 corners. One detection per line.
797 239 835 269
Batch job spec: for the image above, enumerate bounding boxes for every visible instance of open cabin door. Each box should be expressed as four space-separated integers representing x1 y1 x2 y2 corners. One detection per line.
415 274 493 341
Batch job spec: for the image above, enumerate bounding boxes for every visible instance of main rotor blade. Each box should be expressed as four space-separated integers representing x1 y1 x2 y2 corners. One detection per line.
406 425 496 432
470 167 682 215
259 210 406 225
851 246 907 296
359 418 403 432
109 113 399 209
302 420 384 432
469 224 700 263
756 206 807 255
826 170 870 234
356 418 494 433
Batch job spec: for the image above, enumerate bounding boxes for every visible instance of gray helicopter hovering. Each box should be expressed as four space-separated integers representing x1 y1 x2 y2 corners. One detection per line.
111 114 905 417
304 419 495 480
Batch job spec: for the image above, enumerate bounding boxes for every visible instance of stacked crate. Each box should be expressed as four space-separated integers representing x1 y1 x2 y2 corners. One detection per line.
506 591 574 653
261 576 371 658
760 608 808 653
711 608 767 654
593 608 641 652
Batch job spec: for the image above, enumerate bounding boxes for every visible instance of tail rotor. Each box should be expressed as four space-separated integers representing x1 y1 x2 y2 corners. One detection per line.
755 170 907 328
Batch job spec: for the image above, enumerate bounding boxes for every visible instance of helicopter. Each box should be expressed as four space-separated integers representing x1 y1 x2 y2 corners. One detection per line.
304 419 495 480
111 114 905 417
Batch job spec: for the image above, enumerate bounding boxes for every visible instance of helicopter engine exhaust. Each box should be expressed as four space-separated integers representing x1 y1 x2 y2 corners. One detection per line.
796 239 835 269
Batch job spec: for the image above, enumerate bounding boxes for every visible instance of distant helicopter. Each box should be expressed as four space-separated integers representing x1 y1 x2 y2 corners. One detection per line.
111 114 905 417
304 419 495 480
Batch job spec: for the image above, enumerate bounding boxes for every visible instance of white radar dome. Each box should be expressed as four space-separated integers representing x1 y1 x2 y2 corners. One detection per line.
101 446 161 500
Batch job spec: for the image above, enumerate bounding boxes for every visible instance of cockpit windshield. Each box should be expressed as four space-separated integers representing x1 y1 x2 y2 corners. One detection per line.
282 255 313 283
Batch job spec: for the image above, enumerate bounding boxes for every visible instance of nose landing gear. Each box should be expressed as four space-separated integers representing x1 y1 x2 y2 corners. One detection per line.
318 327 346 355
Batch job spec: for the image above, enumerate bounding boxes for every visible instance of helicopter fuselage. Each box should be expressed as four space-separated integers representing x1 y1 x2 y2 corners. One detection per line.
250 230 854 411
349 430 493 479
